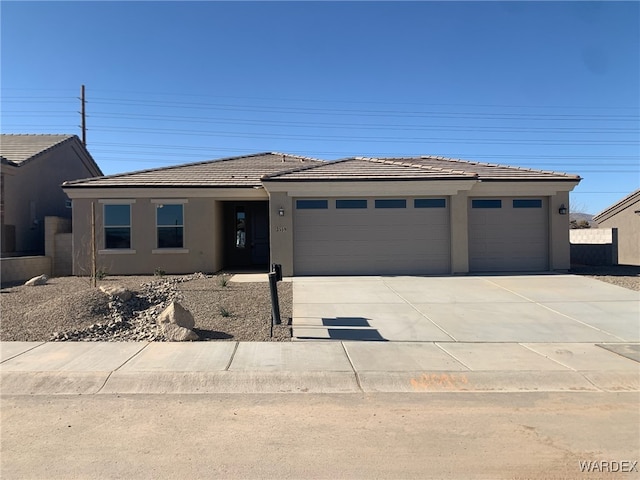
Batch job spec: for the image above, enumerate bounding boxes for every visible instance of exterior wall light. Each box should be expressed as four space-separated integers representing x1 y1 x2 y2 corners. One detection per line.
278 207 285 217
558 204 568 215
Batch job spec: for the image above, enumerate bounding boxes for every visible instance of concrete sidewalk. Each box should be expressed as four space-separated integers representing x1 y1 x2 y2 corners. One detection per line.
1 341 638 395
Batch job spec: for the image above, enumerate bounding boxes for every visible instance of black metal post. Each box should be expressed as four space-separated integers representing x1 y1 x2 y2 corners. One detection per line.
269 269 282 337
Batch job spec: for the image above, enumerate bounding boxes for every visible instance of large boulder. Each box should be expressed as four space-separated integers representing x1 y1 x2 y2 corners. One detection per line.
99 285 133 302
157 301 195 329
162 323 199 342
158 301 198 341
24 274 48 286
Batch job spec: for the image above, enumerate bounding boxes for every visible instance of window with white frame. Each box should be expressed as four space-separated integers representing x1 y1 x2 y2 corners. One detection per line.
104 204 131 249
156 204 184 248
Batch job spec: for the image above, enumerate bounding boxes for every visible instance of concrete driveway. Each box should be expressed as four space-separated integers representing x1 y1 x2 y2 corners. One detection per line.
292 274 640 342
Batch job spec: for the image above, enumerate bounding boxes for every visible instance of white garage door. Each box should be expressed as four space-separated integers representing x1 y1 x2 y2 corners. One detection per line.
293 197 450 275
468 197 549 272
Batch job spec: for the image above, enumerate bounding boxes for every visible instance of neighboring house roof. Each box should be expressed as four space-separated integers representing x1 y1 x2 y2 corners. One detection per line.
593 189 640 223
264 155 581 182
63 152 323 188
0 134 103 174
63 151 580 189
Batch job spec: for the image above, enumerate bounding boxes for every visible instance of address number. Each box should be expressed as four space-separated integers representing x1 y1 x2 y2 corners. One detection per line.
276 226 287 232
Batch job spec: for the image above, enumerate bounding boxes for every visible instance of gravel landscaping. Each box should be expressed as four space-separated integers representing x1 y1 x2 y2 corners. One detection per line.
0 273 292 342
570 265 639 291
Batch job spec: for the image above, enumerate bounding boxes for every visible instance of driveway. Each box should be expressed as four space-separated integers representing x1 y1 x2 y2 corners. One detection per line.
292 274 640 342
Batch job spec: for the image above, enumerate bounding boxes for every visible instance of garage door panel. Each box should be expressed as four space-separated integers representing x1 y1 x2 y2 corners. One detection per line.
294 197 450 275
469 197 548 272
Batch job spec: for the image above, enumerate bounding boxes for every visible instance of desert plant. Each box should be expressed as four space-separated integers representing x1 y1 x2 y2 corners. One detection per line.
94 268 108 280
154 267 166 278
219 306 231 318
218 275 229 287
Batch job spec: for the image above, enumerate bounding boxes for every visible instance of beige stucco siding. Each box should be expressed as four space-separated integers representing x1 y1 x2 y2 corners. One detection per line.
597 197 640 266
266 179 576 275
70 197 223 275
2 142 100 254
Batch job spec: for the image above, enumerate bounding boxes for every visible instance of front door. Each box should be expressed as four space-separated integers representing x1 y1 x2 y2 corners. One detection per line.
223 201 270 269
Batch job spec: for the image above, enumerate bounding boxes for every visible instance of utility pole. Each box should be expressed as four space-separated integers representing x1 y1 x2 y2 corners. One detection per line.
81 84 87 146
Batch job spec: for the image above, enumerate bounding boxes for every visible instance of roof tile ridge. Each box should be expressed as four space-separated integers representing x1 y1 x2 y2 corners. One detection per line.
364 156 476 177
269 151 326 163
422 155 579 178
263 158 354 179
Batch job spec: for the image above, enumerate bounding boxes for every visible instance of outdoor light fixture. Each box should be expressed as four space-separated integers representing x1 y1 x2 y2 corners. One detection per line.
278 207 285 217
558 204 568 215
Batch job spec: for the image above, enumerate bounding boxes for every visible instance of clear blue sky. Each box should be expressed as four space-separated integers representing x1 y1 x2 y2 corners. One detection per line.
2 1 638 214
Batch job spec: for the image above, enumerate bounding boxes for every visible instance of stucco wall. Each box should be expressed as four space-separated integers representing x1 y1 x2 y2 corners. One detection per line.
70 197 223 275
0 256 51 284
597 199 640 266
2 141 100 255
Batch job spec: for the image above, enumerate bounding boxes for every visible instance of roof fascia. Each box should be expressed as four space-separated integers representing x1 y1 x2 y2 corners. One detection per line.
63 186 268 200
262 179 477 196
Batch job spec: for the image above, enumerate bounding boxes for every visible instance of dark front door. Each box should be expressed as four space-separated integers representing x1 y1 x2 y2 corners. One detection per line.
223 201 270 269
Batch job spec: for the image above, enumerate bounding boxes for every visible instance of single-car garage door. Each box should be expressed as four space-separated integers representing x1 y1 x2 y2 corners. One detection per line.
293 197 450 275
468 197 549 272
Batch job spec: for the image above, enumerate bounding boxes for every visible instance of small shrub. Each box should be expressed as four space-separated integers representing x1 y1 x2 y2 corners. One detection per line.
154 268 166 278
218 275 229 287
94 268 108 280
219 306 231 318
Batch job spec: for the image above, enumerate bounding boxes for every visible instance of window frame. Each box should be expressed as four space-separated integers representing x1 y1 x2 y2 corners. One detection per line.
336 199 368 209
472 199 502 209
414 198 447 208
99 200 135 253
296 199 329 210
513 199 543 209
152 199 188 254
375 199 407 209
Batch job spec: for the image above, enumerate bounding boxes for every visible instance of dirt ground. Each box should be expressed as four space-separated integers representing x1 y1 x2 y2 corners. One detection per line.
0 274 292 342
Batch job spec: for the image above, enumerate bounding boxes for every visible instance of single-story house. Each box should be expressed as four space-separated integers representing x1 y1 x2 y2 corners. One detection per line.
593 189 640 266
62 152 581 277
1 134 103 255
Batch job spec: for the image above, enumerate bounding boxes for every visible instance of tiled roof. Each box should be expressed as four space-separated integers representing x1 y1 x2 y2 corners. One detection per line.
63 152 581 189
63 152 324 188
401 155 581 180
264 155 581 181
0 134 75 165
262 158 477 181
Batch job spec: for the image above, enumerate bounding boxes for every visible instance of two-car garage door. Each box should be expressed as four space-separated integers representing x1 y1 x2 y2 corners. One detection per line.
293 197 450 275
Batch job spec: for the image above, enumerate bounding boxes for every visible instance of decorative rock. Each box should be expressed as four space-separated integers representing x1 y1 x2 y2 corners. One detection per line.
25 274 48 286
99 285 133 302
157 301 195 329
162 323 199 341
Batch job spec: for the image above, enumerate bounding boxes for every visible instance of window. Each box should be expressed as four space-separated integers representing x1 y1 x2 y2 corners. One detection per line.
157 204 184 248
513 199 542 208
235 206 246 249
472 199 502 209
296 199 328 209
414 199 446 208
375 199 406 209
104 204 131 249
336 199 367 209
